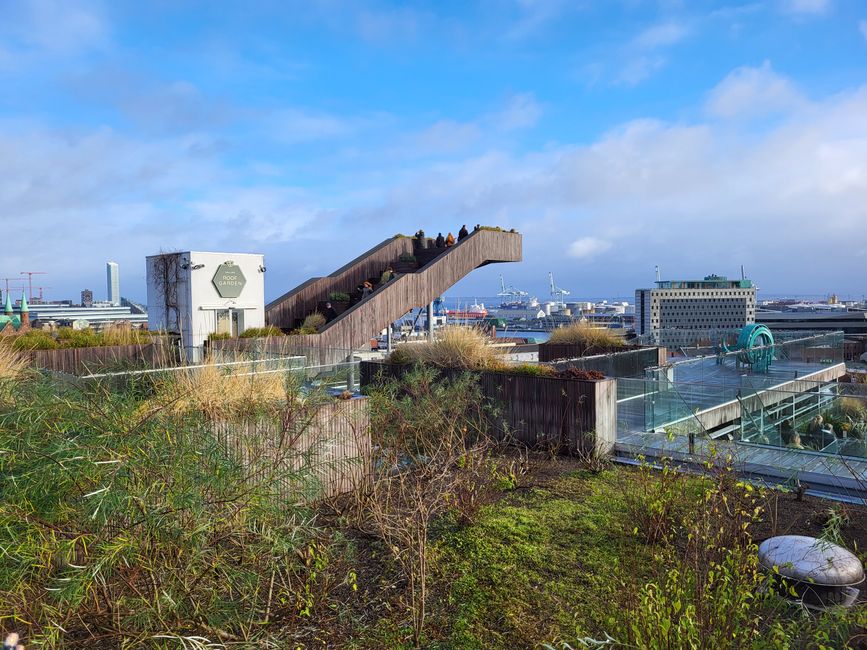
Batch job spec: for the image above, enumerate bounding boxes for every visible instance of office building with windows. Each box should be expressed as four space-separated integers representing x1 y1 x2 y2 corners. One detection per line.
106 261 120 306
635 274 757 346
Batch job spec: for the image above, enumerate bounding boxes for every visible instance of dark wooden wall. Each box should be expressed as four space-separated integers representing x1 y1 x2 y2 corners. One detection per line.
266 229 522 352
360 361 616 455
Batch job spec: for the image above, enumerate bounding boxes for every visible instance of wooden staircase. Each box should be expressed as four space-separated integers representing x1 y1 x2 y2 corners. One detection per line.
266 229 522 351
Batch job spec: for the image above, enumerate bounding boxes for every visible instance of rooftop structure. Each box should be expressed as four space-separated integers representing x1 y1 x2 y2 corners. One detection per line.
106 261 120 306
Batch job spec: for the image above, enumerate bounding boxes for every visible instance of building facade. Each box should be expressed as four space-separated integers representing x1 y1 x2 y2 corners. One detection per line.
106 261 120 306
635 274 756 347
146 251 265 360
80 289 93 308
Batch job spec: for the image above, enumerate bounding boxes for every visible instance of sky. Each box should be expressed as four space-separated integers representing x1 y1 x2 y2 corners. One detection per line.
1 0 866 304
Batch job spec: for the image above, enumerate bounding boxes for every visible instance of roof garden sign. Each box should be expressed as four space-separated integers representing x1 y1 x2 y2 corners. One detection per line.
212 261 246 299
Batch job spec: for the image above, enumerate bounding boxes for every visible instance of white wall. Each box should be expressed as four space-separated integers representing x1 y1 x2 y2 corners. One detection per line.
147 251 265 359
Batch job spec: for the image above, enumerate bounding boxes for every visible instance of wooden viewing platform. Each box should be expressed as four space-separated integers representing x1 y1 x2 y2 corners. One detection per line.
264 228 522 352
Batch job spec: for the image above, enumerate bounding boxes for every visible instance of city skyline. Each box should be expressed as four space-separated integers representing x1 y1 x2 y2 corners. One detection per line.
1 1 866 300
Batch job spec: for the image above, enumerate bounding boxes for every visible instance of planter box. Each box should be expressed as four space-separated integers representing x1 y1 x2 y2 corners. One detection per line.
544 345 667 379
360 361 616 457
26 341 178 375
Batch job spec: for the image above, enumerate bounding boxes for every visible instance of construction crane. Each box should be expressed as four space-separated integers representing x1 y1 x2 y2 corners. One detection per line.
20 271 46 302
34 286 51 303
548 272 570 301
497 274 529 298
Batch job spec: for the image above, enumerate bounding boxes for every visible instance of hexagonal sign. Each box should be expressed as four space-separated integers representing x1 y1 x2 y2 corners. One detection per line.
212 261 247 299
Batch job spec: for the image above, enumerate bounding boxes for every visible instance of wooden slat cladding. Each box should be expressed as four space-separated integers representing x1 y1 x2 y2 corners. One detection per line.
213 398 371 501
267 236 415 329
24 342 178 375
360 361 616 456
266 229 522 352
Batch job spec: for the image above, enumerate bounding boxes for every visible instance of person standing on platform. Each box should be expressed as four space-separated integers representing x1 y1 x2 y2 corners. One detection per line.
435 232 445 248
458 224 469 240
445 232 455 246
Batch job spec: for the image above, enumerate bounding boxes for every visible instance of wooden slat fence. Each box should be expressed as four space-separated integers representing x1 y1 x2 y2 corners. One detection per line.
24 342 179 375
213 398 371 501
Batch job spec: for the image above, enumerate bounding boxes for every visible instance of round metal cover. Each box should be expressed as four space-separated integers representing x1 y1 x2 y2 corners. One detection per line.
758 535 864 587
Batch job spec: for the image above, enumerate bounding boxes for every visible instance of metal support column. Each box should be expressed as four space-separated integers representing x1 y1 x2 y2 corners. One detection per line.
386 326 393 353
427 302 434 341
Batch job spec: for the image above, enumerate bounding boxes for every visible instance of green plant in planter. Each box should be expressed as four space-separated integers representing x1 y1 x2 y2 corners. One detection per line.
207 331 232 341
329 292 350 303
239 326 284 338
399 253 417 263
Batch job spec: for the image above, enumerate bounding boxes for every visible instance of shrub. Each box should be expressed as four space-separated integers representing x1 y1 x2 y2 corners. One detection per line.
302 312 326 333
387 326 504 370
239 325 284 338
208 331 232 341
329 292 350 303
398 253 417 263
0 374 330 646
9 330 57 350
556 367 605 380
547 322 624 350
56 327 101 348
507 363 556 377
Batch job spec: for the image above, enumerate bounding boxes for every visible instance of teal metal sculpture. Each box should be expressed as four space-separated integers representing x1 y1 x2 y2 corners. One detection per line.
716 324 775 373
735 324 775 373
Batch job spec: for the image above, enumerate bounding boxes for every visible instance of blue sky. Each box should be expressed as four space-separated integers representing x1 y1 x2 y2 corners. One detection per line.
1 0 866 303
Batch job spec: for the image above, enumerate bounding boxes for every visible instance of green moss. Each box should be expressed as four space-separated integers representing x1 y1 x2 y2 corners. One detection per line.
433 470 658 649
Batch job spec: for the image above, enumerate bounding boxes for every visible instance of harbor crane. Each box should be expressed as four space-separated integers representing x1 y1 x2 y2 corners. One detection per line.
548 272 570 301
497 274 528 298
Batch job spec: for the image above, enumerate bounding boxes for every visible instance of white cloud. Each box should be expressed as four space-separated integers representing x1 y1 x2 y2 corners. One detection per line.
705 61 805 119
339 72 867 294
633 22 690 48
618 55 667 86
269 108 355 143
493 93 543 131
860 19 867 40
780 0 832 16
568 237 613 259
0 0 108 54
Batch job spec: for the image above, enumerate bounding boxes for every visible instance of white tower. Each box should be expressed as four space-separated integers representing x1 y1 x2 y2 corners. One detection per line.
106 261 120 306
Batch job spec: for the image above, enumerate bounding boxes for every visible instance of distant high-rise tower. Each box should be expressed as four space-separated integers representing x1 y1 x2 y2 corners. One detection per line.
106 261 120 306
81 289 94 308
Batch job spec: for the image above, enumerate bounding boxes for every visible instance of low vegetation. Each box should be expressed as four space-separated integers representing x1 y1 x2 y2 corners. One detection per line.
1 348 864 648
329 292 351 303
548 321 625 350
3 325 151 350
298 311 327 334
388 326 504 370
239 325 284 338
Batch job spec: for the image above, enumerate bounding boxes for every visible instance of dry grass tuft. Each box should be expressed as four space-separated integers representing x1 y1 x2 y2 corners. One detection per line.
100 324 151 346
0 344 29 384
152 361 289 419
548 321 624 350
388 326 504 370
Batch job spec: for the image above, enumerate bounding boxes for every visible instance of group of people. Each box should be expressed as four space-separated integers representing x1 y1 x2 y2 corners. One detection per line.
432 224 480 248
779 415 850 451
